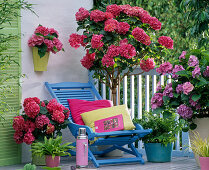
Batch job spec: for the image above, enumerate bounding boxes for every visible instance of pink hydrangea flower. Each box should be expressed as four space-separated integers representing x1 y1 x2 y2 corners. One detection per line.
104 19 119 32
189 95 198 107
13 116 25 131
46 98 58 112
158 36 173 49
34 25 49 36
203 66 209 77
80 50 95 69
140 58 155 72
182 82 194 95
120 38 128 45
140 13 151 24
172 65 185 79
148 17 161 30
106 45 120 57
63 107 70 119
23 97 40 107
156 62 173 75
52 110 65 124
91 34 104 49
163 83 173 98
24 120 36 132
119 4 132 14
14 131 24 144
75 7 90 21
41 101 46 107
49 28 59 38
102 55 115 67
177 104 193 119
188 55 199 67
176 84 183 94
44 39 54 51
151 93 163 109
179 51 186 61
24 101 40 119
192 66 201 78
116 22 130 35
23 131 35 145
132 27 151 45
119 44 136 59
35 115 50 129
106 4 122 17
90 10 106 22
69 33 87 49
156 82 162 92
28 35 44 47
105 12 114 20
46 124 55 134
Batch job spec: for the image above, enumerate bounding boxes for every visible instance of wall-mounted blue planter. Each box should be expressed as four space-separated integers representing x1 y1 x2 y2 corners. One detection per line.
145 143 173 162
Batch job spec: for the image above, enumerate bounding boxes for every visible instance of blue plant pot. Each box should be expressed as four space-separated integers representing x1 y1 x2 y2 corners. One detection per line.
145 143 173 162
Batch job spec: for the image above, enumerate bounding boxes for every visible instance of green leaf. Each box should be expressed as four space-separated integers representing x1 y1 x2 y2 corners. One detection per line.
182 127 189 132
106 36 112 40
89 48 94 54
191 94 201 101
181 93 189 101
37 44 48 58
175 70 190 77
197 77 208 86
189 123 197 130
163 96 170 103
39 106 48 114
173 93 180 98
153 107 164 114
170 101 180 106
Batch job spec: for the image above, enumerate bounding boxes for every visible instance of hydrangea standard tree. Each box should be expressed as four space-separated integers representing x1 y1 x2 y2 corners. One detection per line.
69 4 173 105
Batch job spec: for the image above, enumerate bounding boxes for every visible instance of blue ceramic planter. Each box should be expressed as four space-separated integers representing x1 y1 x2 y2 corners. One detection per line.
145 143 173 162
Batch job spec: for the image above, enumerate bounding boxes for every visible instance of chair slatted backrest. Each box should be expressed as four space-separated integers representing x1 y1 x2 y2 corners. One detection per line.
45 81 102 123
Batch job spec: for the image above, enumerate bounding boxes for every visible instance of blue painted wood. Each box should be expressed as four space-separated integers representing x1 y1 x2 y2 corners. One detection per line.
45 81 152 167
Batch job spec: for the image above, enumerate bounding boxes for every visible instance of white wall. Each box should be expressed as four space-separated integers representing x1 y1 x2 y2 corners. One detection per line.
21 0 93 163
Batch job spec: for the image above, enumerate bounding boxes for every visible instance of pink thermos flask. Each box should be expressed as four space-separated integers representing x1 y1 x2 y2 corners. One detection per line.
76 128 88 168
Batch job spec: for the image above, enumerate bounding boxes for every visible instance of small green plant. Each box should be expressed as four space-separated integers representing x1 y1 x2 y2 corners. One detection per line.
133 111 182 146
17 163 36 170
31 136 74 159
190 132 209 157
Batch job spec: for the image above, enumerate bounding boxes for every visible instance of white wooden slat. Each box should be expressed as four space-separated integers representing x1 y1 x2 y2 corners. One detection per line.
167 75 172 84
101 83 106 99
152 75 157 96
137 75 142 119
123 76 127 105
130 75 134 119
145 75 150 112
116 85 119 105
160 75 164 86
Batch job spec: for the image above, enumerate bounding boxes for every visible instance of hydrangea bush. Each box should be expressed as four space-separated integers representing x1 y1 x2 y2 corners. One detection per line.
12 97 70 145
28 25 64 58
151 49 209 131
69 4 173 105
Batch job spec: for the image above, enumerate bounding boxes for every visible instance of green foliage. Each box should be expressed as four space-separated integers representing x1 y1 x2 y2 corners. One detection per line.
133 111 182 145
17 163 36 170
31 136 74 159
42 167 61 170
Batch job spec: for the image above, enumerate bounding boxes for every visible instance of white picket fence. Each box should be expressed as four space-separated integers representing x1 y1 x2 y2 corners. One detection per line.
89 68 193 157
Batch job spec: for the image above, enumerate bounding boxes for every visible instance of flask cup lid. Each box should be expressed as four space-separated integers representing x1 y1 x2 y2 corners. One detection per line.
78 128 86 136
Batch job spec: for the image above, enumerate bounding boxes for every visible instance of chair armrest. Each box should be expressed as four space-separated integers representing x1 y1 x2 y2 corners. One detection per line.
134 123 143 130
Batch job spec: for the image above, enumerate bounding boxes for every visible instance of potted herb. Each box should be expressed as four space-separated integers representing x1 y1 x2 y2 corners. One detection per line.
190 132 209 170
134 111 182 162
31 136 74 168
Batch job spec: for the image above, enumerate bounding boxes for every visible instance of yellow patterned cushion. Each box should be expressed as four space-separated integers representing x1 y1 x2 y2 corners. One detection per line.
81 104 135 132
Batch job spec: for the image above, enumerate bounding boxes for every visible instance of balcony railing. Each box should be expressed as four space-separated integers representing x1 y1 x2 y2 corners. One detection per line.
89 68 193 157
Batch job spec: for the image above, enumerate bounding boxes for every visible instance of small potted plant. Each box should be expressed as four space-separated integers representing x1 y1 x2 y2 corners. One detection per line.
189 132 209 170
133 111 182 162
31 136 74 168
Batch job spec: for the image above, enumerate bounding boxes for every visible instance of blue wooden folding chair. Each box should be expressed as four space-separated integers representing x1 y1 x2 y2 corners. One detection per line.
45 81 152 168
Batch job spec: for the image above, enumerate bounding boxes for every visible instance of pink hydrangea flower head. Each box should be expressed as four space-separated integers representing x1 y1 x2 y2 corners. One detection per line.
177 104 193 119
91 34 104 49
52 110 65 124
140 13 151 24
24 120 36 132
106 45 120 57
63 107 70 119
192 66 201 78
132 27 151 45
41 101 46 107
140 58 155 72
80 50 95 69
52 37 63 53
102 54 115 67
75 7 90 21
23 131 35 145
28 34 45 47
189 95 198 107
179 51 186 61
46 124 55 134
104 19 119 32
119 4 132 13
120 38 128 45
188 55 199 67
163 83 173 98
90 10 106 22
23 97 40 107
49 28 59 37
151 93 163 109
176 84 183 94
34 25 49 36
69 33 83 49
13 116 25 131
203 66 209 77
148 17 161 30
44 39 54 51
172 65 185 79
14 131 24 144
156 81 162 92
156 62 173 75
46 98 58 113
105 12 114 20
116 22 130 35
158 36 173 49
24 101 40 119
119 44 136 59
106 4 122 17
35 115 50 129
182 82 194 95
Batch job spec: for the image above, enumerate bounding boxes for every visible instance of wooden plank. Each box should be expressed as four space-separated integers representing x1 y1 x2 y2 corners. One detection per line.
130 75 134 119
145 75 149 112
123 76 127 105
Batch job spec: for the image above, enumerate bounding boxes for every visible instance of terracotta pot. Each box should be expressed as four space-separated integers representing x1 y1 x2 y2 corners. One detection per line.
32 47 49 71
45 155 60 167
199 157 209 170
189 117 209 167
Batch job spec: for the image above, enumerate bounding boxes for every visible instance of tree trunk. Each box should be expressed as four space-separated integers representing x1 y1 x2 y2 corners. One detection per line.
111 87 117 106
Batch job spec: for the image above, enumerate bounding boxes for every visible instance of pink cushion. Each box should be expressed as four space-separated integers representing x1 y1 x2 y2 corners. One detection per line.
67 99 113 125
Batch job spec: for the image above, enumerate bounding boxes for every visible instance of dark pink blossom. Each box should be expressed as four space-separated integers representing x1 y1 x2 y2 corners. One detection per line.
91 34 104 49
46 124 55 134
116 22 130 35
106 45 120 57
172 65 185 79
188 55 199 67
104 19 119 32
132 27 151 45
52 110 65 124
24 120 36 132
14 131 24 144
177 104 193 119
156 62 173 75
49 28 59 38
158 36 173 49
120 38 128 45
80 50 95 69
182 82 194 95
75 7 90 21
179 51 186 61
176 84 183 94
34 25 49 36
90 10 106 22
203 66 209 77
46 98 58 113
105 12 114 20
148 17 161 30
28 35 44 47
151 93 163 109
140 58 155 72
163 83 173 98
119 44 136 59
23 131 35 145
189 95 198 107
24 101 40 119
69 33 86 49
192 66 201 78
13 116 25 131
106 4 122 17
102 55 115 67
35 115 50 129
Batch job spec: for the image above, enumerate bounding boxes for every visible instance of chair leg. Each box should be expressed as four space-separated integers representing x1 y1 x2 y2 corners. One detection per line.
129 143 144 164
88 148 100 168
